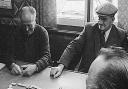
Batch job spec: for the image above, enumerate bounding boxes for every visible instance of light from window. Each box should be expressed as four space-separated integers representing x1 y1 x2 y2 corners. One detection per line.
56 0 86 26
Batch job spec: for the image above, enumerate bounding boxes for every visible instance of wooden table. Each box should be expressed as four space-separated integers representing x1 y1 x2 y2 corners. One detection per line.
0 66 87 89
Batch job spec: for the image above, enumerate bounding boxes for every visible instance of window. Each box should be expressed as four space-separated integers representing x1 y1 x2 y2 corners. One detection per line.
56 0 86 27
56 0 118 27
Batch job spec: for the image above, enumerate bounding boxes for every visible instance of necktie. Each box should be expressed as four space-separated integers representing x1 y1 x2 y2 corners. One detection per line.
100 31 105 47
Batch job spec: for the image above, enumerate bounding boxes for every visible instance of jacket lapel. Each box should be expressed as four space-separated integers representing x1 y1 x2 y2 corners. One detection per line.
105 25 120 47
94 24 101 55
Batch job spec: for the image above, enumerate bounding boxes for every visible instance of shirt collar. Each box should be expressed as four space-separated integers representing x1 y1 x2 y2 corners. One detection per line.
105 26 112 35
104 26 112 42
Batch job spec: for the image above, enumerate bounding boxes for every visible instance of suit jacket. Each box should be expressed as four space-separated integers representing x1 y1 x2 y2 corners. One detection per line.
59 23 128 73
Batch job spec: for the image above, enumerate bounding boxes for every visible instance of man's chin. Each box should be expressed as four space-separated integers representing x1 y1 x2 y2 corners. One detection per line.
99 26 105 31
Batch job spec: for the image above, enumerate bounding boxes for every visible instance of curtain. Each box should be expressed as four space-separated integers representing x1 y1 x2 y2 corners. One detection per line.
0 0 57 27
32 0 57 28
0 0 32 25
118 0 128 31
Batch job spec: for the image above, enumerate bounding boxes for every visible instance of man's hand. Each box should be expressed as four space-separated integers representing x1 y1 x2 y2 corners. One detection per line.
21 64 37 76
50 64 64 78
11 63 22 75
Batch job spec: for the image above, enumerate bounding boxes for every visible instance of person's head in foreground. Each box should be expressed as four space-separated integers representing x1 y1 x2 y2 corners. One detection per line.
20 6 36 33
96 1 118 32
86 46 128 89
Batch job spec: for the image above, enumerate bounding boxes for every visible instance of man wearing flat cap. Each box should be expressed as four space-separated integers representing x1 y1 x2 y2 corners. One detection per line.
50 2 128 78
6 6 51 76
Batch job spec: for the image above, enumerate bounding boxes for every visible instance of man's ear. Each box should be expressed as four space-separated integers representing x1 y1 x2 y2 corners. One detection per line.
112 17 115 22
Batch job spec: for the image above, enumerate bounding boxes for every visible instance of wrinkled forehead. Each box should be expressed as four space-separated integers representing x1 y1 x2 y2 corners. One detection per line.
21 6 36 15
21 9 35 18
21 12 36 24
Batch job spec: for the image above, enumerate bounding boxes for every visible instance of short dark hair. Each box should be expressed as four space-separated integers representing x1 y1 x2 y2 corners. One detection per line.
94 46 128 89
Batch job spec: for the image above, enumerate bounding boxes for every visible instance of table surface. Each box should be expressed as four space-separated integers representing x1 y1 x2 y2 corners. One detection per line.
0 65 87 89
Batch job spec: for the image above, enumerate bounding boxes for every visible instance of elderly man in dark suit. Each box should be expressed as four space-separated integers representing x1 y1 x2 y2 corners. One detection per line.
50 2 128 78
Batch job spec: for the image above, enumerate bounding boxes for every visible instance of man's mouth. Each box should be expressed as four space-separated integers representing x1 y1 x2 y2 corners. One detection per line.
99 25 105 27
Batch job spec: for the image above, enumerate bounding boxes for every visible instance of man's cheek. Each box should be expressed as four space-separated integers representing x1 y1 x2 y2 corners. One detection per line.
99 25 105 30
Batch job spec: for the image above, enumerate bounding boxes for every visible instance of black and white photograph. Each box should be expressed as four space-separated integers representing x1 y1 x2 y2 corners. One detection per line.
0 0 128 89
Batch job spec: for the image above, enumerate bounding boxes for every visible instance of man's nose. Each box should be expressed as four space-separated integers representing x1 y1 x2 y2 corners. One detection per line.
98 19 104 25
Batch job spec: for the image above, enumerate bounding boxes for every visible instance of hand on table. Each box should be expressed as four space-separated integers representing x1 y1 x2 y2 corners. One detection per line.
21 64 37 76
50 64 64 78
11 63 22 75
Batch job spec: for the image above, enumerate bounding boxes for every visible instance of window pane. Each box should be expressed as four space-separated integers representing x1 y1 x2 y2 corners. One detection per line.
57 0 85 16
56 0 86 26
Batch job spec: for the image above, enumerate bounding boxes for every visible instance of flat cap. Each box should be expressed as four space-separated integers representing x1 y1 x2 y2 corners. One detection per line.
95 2 118 16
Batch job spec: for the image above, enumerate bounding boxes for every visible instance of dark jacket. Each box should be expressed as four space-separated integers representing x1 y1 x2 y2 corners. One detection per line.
59 23 128 73
9 24 51 72
0 24 13 66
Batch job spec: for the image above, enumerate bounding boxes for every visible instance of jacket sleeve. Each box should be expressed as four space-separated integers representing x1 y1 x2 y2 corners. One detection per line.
1 25 16 69
59 26 87 69
121 30 128 52
0 34 13 69
35 27 51 72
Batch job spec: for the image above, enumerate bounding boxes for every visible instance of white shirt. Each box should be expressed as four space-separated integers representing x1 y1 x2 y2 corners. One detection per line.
104 27 111 42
